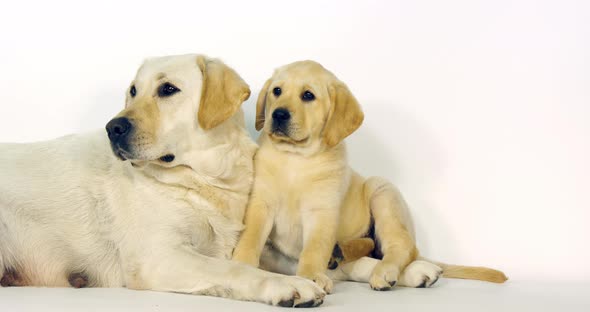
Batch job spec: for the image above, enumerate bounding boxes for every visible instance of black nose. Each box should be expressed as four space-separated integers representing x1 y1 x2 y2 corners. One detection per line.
106 117 132 142
272 108 291 121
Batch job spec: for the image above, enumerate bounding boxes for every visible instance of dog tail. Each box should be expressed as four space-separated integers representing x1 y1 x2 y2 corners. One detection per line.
421 257 508 283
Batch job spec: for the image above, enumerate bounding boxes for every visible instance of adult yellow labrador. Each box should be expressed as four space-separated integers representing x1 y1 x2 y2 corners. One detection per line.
0 54 325 307
232 60 507 293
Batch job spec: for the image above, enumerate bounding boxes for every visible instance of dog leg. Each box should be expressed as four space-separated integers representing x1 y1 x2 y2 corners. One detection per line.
232 195 274 267
297 206 339 293
327 256 380 283
398 260 443 288
328 256 442 288
365 177 418 291
138 245 325 307
338 238 375 266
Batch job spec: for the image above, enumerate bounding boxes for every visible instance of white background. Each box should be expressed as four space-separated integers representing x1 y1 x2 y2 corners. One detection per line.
0 0 588 283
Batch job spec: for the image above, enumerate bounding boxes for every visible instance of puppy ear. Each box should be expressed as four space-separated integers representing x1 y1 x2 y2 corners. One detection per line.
196 55 251 130
255 78 272 131
323 80 364 147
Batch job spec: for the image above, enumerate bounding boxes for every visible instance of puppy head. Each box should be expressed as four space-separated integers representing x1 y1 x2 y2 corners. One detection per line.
106 54 249 165
256 60 363 153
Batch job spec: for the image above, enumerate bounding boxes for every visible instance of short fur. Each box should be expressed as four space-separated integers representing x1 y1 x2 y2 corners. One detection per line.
0 54 325 307
233 61 507 292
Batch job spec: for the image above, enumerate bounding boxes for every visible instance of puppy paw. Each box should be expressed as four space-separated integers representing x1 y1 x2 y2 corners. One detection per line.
312 273 334 294
299 272 334 294
398 260 442 288
369 261 399 291
259 275 326 307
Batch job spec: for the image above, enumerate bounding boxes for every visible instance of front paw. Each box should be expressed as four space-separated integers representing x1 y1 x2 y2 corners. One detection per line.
259 275 326 307
369 261 400 291
300 272 334 294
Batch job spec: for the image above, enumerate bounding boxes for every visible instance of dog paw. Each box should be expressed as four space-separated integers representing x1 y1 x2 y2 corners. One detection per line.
312 273 334 294
369 261 399 291
398 260 442 288
259 275 326 307
299 272 333 294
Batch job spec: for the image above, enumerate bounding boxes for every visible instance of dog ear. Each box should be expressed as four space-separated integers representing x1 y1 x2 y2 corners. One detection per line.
196 56 251 130
323 80 364 147
255 78 272 131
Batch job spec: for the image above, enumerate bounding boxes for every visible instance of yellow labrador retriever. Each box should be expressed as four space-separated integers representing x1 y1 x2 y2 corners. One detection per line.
232 60 507 293
0 54 325 307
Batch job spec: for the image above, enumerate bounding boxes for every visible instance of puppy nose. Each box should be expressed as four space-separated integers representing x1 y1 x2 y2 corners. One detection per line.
272 108 291 121
106 117 132 142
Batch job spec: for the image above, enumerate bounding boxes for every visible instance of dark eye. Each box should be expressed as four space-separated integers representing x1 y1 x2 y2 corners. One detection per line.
272 87 282 96
301 90 315 102
129 85 136 97
158 83 181 97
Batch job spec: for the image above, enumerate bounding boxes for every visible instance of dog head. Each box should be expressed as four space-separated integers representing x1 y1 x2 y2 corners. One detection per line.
106 54 250 165
255 60 363 154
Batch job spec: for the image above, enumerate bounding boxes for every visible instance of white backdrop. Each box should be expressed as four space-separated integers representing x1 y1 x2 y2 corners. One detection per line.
0 0 588 282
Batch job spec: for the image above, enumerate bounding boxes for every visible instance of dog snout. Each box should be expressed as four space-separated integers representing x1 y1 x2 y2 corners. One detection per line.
272 108 291 122
106 117 133 143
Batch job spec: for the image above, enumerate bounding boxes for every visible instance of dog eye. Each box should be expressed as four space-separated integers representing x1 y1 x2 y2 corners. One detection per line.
158 83 181 97
129 85 137 97
301 90 315 102
272 87 282 97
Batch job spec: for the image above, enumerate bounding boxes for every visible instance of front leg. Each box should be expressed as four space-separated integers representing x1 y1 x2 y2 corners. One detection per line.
297 207 339 293
135 245 325 307
232 195 273 267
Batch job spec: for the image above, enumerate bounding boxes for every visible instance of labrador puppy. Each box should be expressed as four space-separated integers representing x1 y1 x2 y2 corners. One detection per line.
232 60 507 293
0 54 325 307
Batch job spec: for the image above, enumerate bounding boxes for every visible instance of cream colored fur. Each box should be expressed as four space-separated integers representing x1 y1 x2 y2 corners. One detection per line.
233 60 507 293
0 54 325 307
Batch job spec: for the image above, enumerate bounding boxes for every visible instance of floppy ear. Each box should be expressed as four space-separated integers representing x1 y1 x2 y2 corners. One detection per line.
255 78 272 131
196 55 251 130
323 81 364 147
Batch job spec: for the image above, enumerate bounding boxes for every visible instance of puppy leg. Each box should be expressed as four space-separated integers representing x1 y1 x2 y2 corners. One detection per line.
297 207 339 293
232 195 273 267
327 256 380 283
328 238 374 270
328 257 442 289
398 260 443 288
365 177 418 291
261 238 374 279
138 245 325 307
339 238 375 265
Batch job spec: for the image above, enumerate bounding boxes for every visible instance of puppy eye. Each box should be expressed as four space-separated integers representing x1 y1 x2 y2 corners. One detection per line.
301 90 315 102
129 85 137 97
158 83 181 97
272 87 282 97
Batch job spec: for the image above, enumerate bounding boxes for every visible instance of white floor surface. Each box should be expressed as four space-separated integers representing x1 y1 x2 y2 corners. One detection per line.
1 279 588 311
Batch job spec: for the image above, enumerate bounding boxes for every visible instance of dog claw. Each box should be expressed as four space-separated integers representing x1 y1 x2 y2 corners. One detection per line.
278 299 295 307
